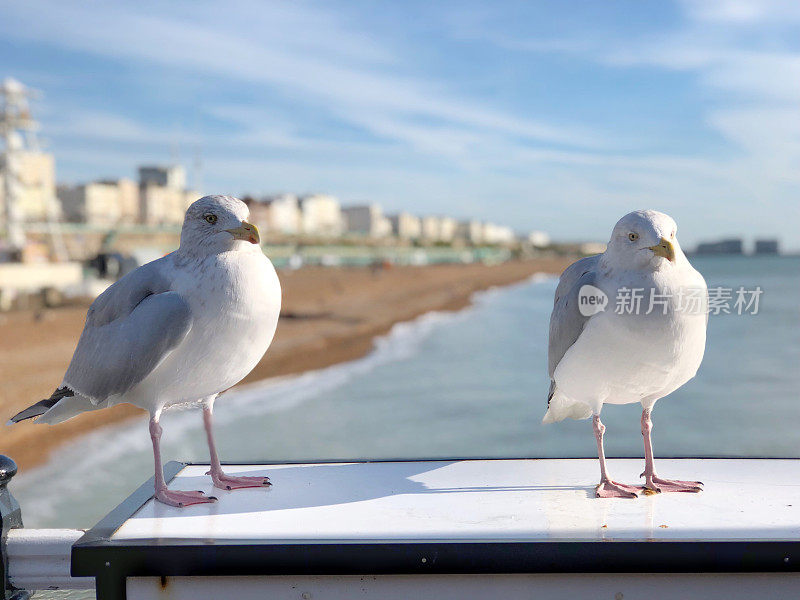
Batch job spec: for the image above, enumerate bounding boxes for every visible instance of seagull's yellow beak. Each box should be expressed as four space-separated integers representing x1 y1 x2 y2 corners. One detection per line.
226 221 260 245
649 237 675 262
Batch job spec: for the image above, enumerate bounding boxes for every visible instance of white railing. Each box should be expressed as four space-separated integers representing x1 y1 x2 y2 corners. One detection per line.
6 528 93 591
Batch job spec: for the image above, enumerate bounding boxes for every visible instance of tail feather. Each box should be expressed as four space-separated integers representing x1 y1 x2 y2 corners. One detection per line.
8 387 74 424
542 383 592 424
35 393 106 425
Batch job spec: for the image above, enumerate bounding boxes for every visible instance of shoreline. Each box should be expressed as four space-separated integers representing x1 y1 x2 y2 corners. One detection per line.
0 258 571 472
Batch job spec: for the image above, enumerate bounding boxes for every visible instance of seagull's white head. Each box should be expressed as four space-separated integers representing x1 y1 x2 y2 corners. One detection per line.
604 210 685 270
179 195 261 255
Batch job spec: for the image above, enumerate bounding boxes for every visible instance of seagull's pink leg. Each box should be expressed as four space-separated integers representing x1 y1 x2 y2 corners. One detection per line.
593 414 640 498
150 413 217 507
640 407 703 493
203 403 271 490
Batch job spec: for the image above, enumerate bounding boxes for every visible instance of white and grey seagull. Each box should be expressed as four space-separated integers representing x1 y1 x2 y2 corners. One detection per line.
9 195 282 507
544 210 707 498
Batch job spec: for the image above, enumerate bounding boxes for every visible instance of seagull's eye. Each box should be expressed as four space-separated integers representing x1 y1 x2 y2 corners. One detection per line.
628 232 639 242
671 230 676 238
204 214 218 225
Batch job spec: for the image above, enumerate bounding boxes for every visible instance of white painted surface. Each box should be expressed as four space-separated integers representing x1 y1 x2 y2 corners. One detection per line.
128 573 800 600
6 528 94 590
112 459 800 541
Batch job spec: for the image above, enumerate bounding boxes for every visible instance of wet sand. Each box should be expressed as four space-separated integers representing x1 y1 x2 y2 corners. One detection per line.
0 258 571 471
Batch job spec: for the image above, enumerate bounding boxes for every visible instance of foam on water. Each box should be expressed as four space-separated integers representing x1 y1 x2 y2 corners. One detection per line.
15 257 799 529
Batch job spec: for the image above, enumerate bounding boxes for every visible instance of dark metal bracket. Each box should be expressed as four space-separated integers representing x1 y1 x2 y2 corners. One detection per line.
0 456 28 600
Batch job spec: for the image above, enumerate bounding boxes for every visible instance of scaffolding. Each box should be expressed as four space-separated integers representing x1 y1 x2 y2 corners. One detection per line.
0 77 66 260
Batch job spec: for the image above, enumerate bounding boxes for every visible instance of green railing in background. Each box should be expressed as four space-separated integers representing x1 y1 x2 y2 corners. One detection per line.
19 223 516 268
263 245 512 268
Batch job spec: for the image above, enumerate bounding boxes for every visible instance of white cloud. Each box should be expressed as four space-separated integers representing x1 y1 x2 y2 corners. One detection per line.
47 111 194 145
679 0 800 23
3 0 798 245
2 0 602 153
608 12 800 197
464 1 799 229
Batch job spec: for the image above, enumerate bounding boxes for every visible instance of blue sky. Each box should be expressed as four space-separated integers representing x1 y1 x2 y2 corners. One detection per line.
2 0 798 247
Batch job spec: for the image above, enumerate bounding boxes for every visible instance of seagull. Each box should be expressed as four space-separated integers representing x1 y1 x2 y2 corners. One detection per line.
9 195 282 507
543 210 707 498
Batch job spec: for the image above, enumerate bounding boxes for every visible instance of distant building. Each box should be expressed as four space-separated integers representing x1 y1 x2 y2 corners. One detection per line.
421 216 442 241
527 230 550 248
482 223 515 245
0 151 58 221
137 165 198 225
456 220 483 245
58 178 139 225
115 178 140 224
754 239 779 255
299 194 343 236
138 165 186 190
342 204 391 238
388 212 421 240
482 223 498 244
420 215 457 242
59 170 195 227
695 239 744 255
140 185 198 225
243 197 270 232
266 194 301 235
438 216 457 242
376 215 393 238
246 194 301 236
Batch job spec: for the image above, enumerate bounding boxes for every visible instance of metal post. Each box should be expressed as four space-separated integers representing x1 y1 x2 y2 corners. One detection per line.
0 456 28 600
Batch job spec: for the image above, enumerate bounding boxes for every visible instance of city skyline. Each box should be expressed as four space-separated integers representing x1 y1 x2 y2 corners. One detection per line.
1 0 798 248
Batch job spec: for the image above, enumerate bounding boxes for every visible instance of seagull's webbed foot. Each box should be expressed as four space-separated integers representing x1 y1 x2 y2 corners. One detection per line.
642 474 703 494
596 479 641 499
207 469 271 491
202 405 271 491
155 488 218 508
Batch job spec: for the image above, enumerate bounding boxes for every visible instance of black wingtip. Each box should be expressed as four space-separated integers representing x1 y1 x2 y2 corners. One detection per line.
8 408 40 424
547 380 556 407
8 387 74 425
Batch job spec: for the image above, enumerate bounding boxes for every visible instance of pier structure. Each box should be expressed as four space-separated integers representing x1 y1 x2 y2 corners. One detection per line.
0 78 35 254
0 455 799 598
0 78 65 261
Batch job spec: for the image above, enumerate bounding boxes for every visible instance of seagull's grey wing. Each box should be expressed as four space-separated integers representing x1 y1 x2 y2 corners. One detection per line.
548 255 601 381
85 255 174 327
62 256 192 402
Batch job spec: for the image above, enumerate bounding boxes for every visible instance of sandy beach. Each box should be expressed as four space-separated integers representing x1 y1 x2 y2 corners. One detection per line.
0 258 571 472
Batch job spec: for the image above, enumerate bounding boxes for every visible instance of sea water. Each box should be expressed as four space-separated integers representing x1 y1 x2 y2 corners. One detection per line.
13 255 800 532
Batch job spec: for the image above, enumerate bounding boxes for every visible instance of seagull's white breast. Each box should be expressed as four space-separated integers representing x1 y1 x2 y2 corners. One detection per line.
128 248 281 409
553 263 706 412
